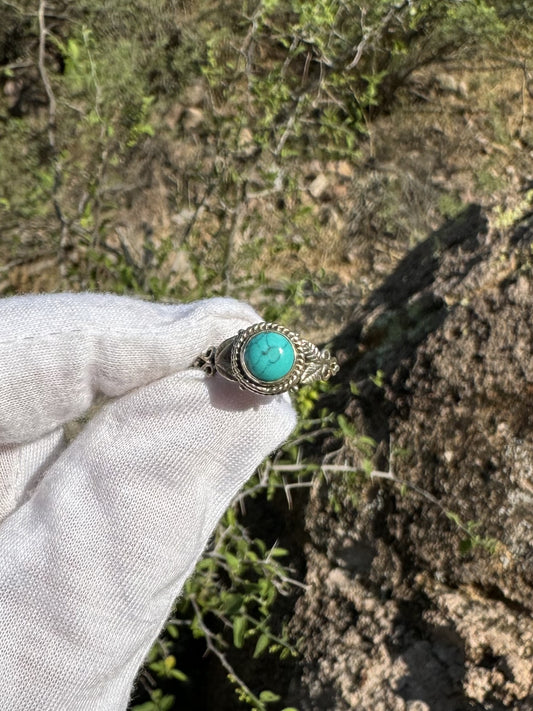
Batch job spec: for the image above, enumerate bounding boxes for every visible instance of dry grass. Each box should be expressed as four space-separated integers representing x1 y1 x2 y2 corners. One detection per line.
2 29 532 346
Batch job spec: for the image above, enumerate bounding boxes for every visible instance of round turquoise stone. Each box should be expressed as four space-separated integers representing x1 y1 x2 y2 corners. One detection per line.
243 331 295 382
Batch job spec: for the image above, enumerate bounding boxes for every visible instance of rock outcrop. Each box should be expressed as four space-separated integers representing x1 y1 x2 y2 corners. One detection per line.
290 206 533 710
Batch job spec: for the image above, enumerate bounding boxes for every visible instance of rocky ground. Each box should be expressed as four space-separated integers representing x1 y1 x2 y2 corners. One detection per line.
287 209 533 710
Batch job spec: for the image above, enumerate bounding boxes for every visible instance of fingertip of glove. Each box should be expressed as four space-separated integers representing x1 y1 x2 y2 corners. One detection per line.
174 298 263 361
193 297 262 329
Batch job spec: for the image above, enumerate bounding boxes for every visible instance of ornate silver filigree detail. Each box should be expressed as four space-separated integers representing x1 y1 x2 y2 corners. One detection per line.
191 321 339 395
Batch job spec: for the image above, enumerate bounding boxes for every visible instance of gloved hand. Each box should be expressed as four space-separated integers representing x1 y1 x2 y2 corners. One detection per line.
0 293 296 710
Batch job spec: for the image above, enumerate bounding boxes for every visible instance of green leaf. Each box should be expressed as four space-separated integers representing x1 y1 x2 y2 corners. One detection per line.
163 655 176 672
259 690 281 702
222 593 244 615
337 413 356 438
358 435 376 449
160 694 176 711
370 369 385 388
446 510 461 526
190 615 205 639
170 668 188 681
148 660 165 675
67 38 80 62
225 551 241 571
349 381 360 396
254 538 267 556
253 633 270 658
166 623 179 639
132 690 175 711
270 547 289 558
233 615 247 648
225 507 237 526
195 557 216 572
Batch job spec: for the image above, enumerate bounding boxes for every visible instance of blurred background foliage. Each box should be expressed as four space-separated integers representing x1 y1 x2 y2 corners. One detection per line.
1 0 532 708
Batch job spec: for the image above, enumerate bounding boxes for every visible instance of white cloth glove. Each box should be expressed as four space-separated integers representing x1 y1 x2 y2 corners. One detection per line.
0 293 296 710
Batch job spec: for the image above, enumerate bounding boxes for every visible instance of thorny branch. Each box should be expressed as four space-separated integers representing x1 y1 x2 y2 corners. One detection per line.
268 459 495 545
189 596 264 708
38 0 56 150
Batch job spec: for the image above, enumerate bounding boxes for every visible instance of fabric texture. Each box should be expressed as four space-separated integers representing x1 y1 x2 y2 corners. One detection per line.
0 293 296 710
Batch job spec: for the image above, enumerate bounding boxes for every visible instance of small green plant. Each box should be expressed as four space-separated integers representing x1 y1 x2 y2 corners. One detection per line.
130 387 340 710
132 689 176 711
438 193 465 220
446 511 499 556
369 369 385 388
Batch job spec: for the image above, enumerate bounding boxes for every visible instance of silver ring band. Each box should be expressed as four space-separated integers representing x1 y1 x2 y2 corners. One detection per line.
191 322 339 395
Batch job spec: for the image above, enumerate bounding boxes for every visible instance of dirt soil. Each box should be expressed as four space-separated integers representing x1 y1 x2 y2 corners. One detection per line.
288 208 533 711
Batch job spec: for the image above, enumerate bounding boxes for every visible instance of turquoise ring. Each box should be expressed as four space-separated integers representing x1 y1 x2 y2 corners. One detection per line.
191 322 339 395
